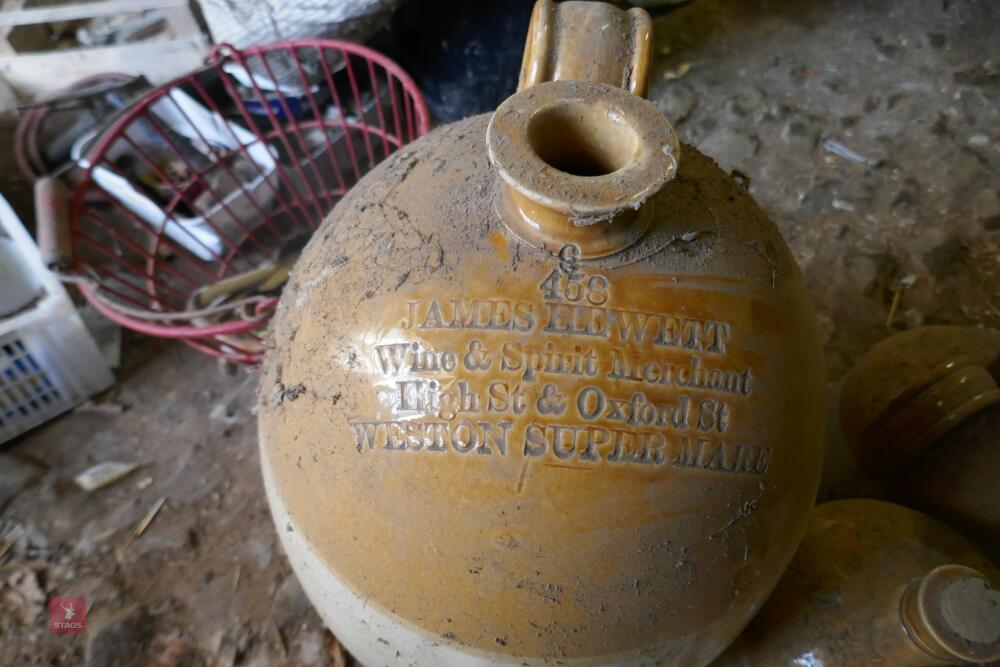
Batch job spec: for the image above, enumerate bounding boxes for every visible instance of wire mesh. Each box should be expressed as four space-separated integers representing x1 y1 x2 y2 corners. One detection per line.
69 39 430 364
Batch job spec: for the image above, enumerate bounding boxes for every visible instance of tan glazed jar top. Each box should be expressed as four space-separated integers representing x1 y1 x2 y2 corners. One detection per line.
901 564 1000 664
840 326 1000 476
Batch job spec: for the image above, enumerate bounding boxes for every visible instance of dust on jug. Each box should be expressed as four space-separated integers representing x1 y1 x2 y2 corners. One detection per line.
258 1 827 665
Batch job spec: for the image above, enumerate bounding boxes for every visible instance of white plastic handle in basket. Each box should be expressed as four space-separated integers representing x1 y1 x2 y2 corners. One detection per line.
72 89 278 262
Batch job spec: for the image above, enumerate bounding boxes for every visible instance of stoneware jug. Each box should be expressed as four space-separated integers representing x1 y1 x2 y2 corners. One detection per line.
840 326 1000 558
258 1 827 665
712 499 1000 666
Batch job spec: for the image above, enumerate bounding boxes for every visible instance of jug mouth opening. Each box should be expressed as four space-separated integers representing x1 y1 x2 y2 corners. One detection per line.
488 80 678 220
901 564 1000 663
526 100 641 178
487 80 679 258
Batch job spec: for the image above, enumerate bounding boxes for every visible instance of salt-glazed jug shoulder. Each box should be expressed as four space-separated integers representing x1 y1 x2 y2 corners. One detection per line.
258 2 826 665
712 500 1000 666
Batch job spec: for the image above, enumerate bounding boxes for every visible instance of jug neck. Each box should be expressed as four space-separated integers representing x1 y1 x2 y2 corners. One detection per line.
899 564 1000 665
487 0 677 259
487 80 678 259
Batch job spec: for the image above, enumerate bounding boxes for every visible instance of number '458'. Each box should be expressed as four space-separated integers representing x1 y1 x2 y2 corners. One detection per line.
538 269 609 305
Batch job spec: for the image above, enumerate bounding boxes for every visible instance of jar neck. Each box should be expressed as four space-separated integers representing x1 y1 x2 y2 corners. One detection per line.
496 181 653 259
899 565 1000 665
486 80 679 260
488 0 676 259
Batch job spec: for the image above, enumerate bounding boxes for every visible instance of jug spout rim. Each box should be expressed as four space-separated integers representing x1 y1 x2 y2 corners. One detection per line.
487 80 679 258
900 564 1000 663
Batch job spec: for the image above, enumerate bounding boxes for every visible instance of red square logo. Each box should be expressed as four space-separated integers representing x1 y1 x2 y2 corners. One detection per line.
48 597 86 634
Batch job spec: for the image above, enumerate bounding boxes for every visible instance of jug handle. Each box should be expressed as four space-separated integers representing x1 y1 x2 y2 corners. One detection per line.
518 0 653 98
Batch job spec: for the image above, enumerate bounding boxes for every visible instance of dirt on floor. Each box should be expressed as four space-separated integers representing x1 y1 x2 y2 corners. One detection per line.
1 0 998 665
0 340 337 667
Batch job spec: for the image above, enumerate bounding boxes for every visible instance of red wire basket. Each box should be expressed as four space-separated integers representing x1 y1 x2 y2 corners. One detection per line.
67 39 430 364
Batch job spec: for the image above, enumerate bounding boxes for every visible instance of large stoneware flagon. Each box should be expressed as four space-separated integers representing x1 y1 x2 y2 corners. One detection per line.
258 2 827 665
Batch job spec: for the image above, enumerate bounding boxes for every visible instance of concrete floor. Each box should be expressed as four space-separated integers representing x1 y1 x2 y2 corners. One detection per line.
1 0 998 665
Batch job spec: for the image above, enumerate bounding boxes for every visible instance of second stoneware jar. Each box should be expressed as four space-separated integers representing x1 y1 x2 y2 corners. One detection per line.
258 1 827 665
840 326 1000 558
712 500 1000 666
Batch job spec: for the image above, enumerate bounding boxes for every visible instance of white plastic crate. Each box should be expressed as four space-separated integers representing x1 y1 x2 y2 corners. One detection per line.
0 195 114 444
